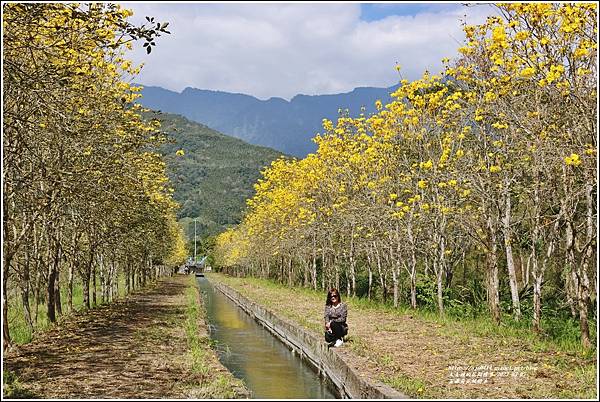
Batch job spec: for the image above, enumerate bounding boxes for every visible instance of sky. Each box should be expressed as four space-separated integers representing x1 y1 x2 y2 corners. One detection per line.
121 2 496 100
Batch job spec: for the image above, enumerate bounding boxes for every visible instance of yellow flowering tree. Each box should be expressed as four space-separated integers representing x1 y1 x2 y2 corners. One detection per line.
2 3 181 347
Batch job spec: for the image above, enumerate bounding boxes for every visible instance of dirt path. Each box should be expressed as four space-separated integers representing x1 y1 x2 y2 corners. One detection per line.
3 274 247 399
212 273 597 399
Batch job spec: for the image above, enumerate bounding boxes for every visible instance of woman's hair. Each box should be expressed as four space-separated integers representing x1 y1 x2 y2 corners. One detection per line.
326 288 342 306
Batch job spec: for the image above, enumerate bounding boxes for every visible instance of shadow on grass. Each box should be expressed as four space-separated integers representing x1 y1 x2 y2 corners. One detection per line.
3 277 190 398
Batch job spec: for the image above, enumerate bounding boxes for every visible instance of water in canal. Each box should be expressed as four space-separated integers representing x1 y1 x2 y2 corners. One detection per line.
197 277 338 399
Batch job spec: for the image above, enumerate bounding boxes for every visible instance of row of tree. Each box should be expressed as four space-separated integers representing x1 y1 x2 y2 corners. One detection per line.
213 4 597 347
3 3 187 348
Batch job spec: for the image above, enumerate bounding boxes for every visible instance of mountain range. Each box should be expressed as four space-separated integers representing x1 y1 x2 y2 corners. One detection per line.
139 84 399 157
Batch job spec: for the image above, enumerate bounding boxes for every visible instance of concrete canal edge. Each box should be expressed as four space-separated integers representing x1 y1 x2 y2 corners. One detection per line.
212 281 409 399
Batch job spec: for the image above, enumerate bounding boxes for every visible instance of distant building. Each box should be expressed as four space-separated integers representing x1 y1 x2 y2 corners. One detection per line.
186 256 207 276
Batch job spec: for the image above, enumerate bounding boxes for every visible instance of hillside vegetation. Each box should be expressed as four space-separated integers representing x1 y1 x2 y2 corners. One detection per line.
151 112 284 239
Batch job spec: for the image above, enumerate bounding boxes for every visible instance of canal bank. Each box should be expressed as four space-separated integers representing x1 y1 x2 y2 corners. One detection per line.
206 276 407 399
3 274 248 399
208 273 597 399
198 277 337 399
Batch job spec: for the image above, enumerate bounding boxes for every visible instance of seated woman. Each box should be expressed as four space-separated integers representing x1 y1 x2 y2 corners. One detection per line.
324 288 348 347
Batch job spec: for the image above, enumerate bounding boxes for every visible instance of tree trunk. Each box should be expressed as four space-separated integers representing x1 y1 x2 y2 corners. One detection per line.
3 260 11 349
115 262 120 300
532 266 542 333
54 263 62 317
68 260 74 312
487 215 501 324
565 268 578 318
577 287 591 349
321 245 326 291
392 267 399 308
92 259 97 307
349 225 356 297
20 259 34 333
374 243 386 303
502 176 520 320
437 237 445 317
99 254 105 304
436 263 444 316
389 243 399 308
530 208 542 333
311 233 317 290
34 268 42 324
22 286 34 333
47 243 61 323
47 267 56 322
83 271 90 310
573 182 595 349
334 254 339 291
407 224 417 309
366 249 373 300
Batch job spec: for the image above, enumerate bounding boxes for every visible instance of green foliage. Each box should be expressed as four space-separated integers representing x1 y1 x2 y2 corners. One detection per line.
414 274 438 310
3 370 38 399
354 269 371 298
444 278 488 319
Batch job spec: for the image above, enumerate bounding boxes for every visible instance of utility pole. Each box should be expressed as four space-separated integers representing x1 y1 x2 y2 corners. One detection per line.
194 218 197 263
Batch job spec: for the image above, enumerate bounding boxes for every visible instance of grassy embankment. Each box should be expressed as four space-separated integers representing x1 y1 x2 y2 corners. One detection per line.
209 272 596 399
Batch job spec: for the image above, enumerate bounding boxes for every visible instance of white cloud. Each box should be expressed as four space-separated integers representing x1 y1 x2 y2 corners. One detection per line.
120 2 493 100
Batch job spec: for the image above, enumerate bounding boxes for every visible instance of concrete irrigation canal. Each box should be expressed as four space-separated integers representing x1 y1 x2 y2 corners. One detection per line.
197 276 406 399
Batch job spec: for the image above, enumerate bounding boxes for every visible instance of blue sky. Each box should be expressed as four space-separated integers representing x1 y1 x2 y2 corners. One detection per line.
360 3 461 21
123 2 493 100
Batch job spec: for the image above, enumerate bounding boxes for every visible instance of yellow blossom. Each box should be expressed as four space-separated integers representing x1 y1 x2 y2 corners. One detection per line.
520 67 536 78
564 153 581 166
420 160 433 170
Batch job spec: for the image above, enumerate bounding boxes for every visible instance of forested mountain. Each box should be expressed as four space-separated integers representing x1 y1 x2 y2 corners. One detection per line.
151 112 284 238
138 85 398 157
